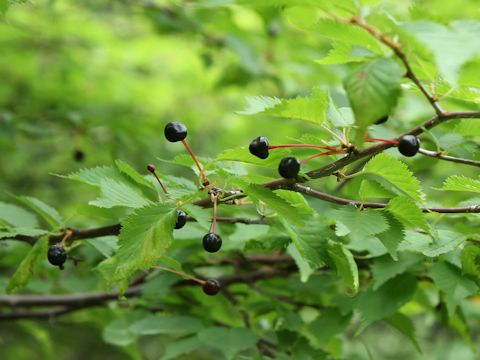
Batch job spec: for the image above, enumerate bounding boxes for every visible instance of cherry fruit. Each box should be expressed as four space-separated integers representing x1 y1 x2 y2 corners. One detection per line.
278 156 300 178
48 244 67 269
249 136 270 159
164 122 187 142
203 279 221 296
398 135 420 157
175 210 187 229
203 233 222 253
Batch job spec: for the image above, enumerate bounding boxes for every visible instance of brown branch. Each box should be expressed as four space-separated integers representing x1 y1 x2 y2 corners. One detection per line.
418 148 480 168
293 184 480 213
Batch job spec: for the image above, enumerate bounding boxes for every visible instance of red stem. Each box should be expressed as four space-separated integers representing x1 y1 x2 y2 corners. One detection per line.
212 196 218 234
300 150 346 164
365 137 399 145
152 172 169 194
269 144 338 151
181 140 209 186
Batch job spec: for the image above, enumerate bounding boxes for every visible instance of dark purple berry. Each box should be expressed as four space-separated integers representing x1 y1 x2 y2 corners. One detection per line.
398 135 420 157
47 244 67 268
175 210 187 229
374 115 388 125
164 122 187 142
203 233 222 253
249 136 269 159
203 279 221 296
278 156 300 178
73 149 85 162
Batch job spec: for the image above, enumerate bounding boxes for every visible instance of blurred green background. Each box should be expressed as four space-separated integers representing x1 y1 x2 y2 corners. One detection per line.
1 0 479 359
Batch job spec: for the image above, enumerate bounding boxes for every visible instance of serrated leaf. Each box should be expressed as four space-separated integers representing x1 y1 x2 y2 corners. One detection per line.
197 327 258 360
0 228 48 240
61 166 120 187
429 262 478 316
129 314 203 336
17 196 63 229
274 189 314 217
371 253 422 290
89 179 150 209
6 237 49 293
181 203 211 230
376 212 406 260
333 206 389 242
327 240 359 295
360 154 425 203
239 88 328 125
437 175 480 193
461 245 480 282
356 274 417 333
386 196 429 231
0 202 38 228
115 159 154 189
98 203 176 288
344 58 403 141
316 41 375 64
385 312 422 353
399 230 465 257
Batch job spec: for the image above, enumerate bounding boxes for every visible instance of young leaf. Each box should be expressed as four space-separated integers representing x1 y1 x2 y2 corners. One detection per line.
327 240 359 295
344 58 403 142
89 179 150 209
17 196 63 229
360 154 425 203
437 175 480 193
6 237 49 294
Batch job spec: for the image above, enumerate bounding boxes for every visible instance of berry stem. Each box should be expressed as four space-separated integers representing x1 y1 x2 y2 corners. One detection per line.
300 150 347 164
364 137 399 145
181 139 210 186
148 167 169 194
268 144 338 151
152 265 205 285
211 192 218 234
59 228 73 248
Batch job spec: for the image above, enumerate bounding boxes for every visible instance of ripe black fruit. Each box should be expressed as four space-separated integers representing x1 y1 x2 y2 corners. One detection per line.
374 115 388 125
175 210 187 229
164 122 187 142
278 156 300 178
47 244 67 268
249 136 269 159
203 233 222 253
203 279 221 296
398 135 420 157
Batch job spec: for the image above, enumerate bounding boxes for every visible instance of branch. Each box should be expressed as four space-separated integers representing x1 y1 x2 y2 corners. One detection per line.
418 148 480 168
293 184 480 213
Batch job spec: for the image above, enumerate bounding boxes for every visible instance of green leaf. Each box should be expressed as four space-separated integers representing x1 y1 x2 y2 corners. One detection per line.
344 58 403 141
17 196 63 229
197 327 258 360
399 230 466 257
115 159 154 189
356 274 417 333
429 262 478 316
371 253 422 290
385 312 422 353
327 240 359 295
99 203 177 288
386 196 429 231
0 202 38 228
61 166 120 187
460 245 480 282
437 175 480 193
316 41 375 65
376 212 406 260
360 154 425 203
6 237 49 294
129 314 203 336
274 189 314 217
89 179 150 209
239 88 328 125
0 228 48 240
102 317 137 346
302 308 353 348
333 206 389 242
181 203 211 230
161 336 202 360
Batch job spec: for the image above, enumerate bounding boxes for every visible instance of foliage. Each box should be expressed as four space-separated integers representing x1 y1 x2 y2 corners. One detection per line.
1 0 480 359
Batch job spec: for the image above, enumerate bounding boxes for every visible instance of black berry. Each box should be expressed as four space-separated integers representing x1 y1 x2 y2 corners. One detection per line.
47 244 67 268
203 279 221 296
374 115 388 125
203 233 222 253
164 122 187 142
278 156 300 178
249 136 270 159
398 135 420 157
73 149 85 162
175 210 187 229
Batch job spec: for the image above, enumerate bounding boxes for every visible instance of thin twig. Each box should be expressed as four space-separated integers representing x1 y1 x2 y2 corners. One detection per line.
418 148 480 168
